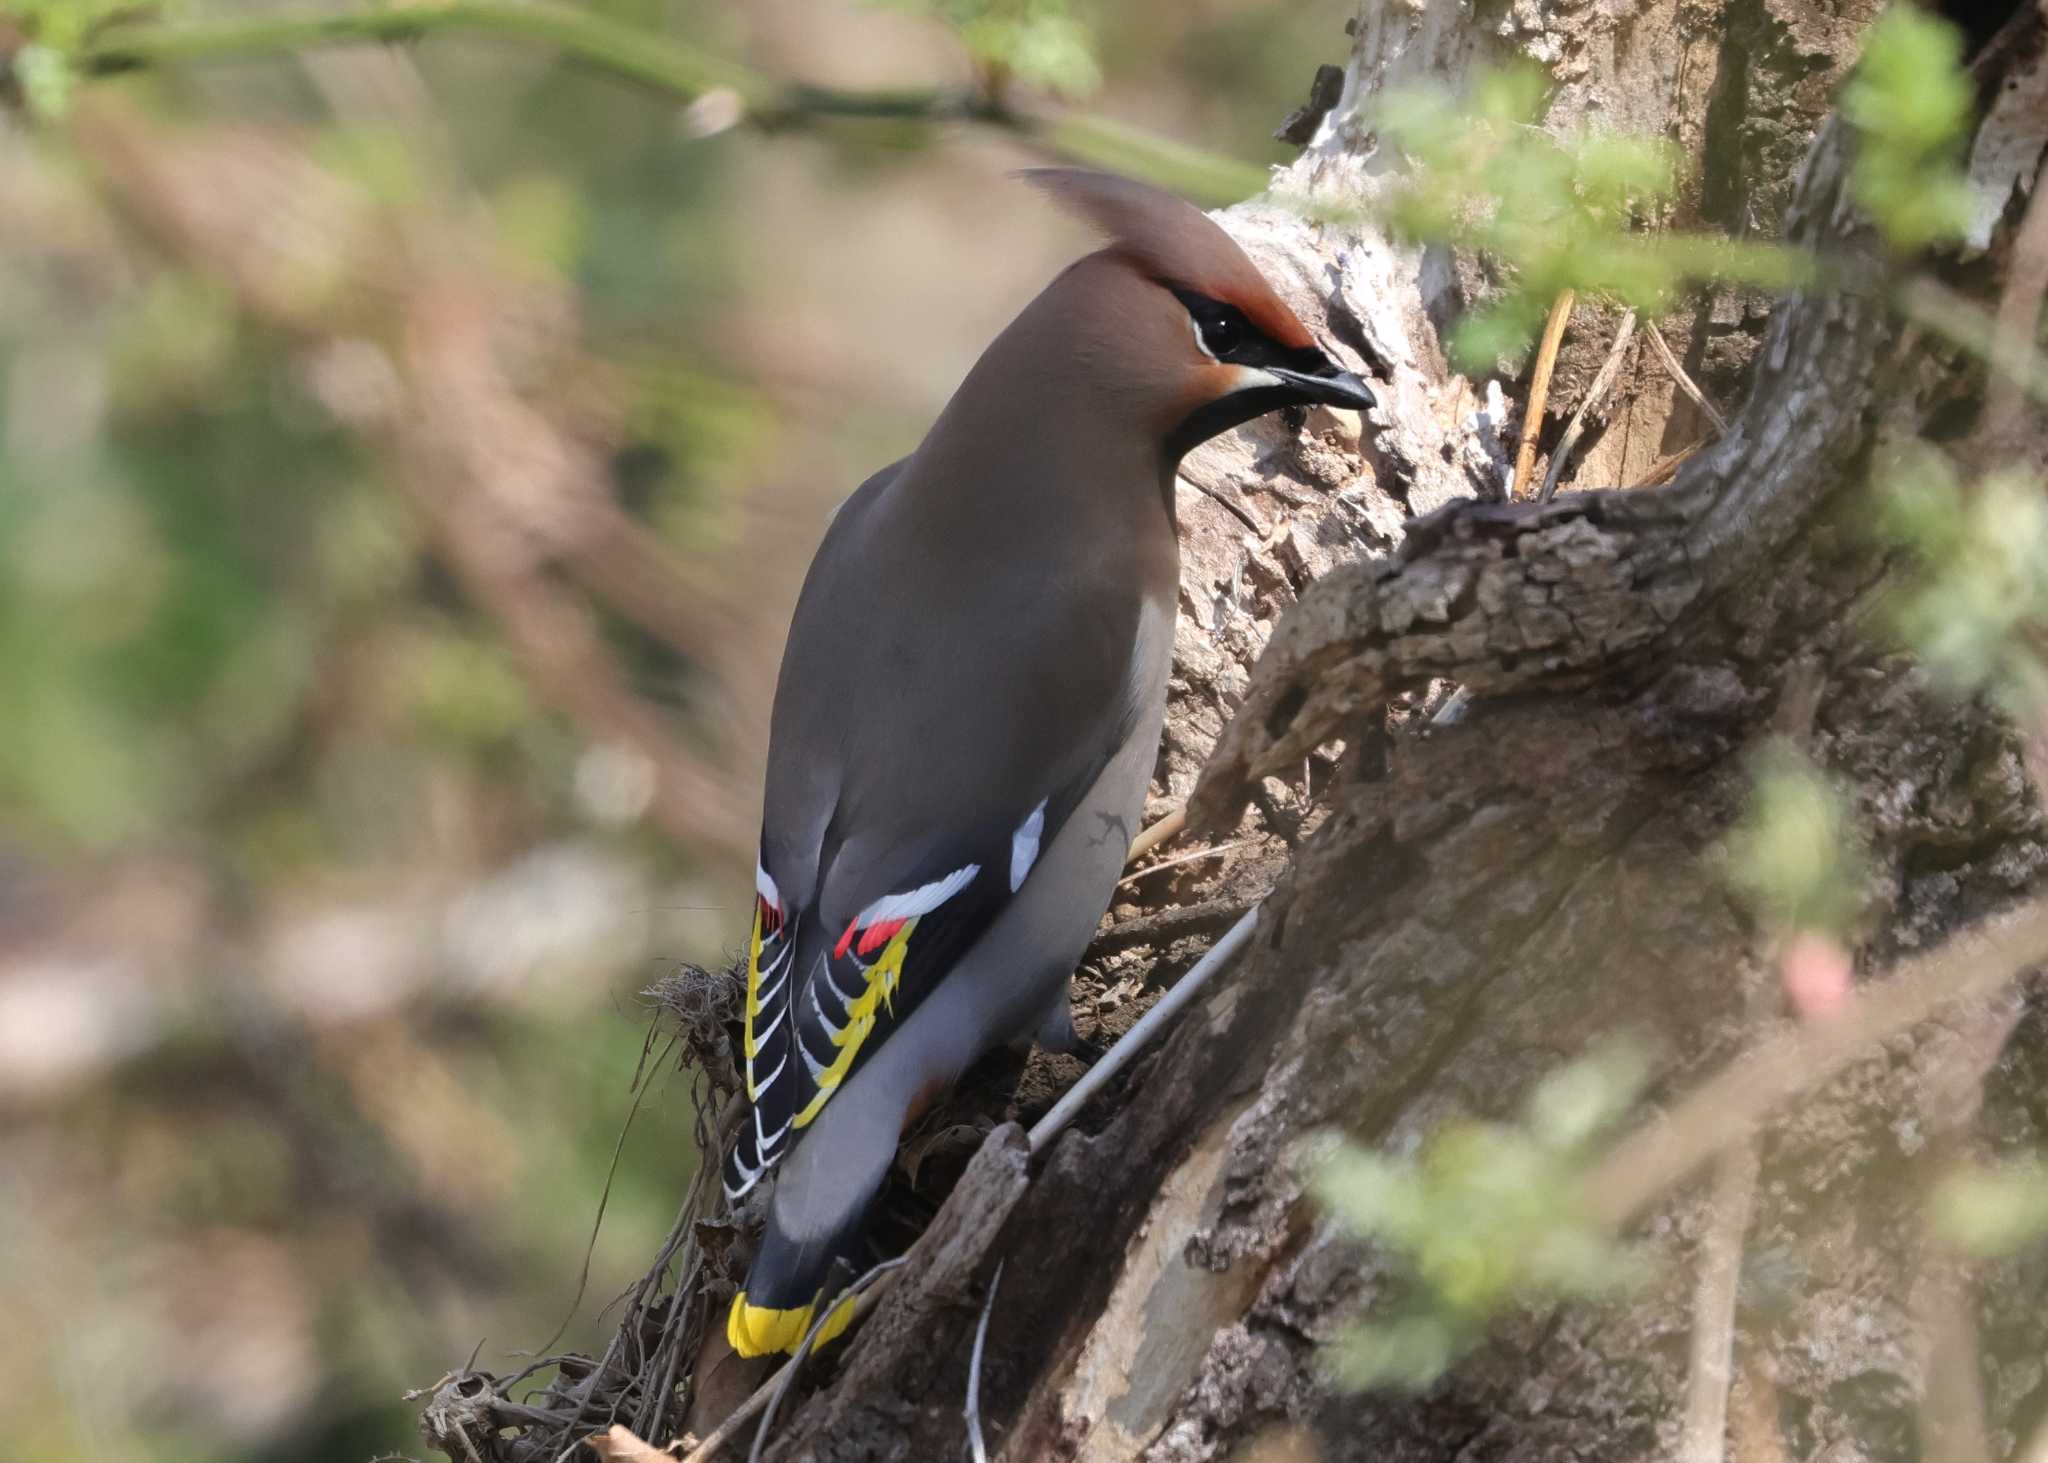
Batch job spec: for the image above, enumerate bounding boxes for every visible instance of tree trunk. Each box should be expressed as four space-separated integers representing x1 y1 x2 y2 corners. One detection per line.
758 3 2048 1461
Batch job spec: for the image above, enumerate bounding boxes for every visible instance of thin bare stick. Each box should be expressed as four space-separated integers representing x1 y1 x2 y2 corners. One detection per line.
1029 906 1260 1154
1511 289 1577 500
1625 440 1703 490
1678 1136 1758 1463
2019 1404 2048 1463
1538 308 1637 502
677 1264 905 1463
77 3 1270 207
1583 892 2048 1229
1125 806 1187 866
1115 839 1253 890
965 1260 1004 1463
1897 277 2048 401
1730 1362 1793 1463
746 1256 909 1463
1645 321 1730 435
1981 173 2048 446
1910 995 2022 1463
1678 661 1821 1463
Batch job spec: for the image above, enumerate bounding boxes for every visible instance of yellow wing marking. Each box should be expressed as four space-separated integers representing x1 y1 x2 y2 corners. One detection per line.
742 902 765 1084
790 916 917 1129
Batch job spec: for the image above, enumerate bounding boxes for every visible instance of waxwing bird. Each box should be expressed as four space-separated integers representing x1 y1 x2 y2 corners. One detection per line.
723 169 1377 1357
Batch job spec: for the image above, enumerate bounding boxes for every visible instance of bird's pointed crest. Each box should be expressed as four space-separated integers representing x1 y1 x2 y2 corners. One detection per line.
1020 168 1316 350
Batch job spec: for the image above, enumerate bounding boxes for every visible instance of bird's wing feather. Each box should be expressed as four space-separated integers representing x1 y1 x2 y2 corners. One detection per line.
721 458 1158 1203
723 785 1085 1203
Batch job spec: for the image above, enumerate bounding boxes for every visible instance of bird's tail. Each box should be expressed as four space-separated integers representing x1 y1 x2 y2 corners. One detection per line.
726 1191 878 1356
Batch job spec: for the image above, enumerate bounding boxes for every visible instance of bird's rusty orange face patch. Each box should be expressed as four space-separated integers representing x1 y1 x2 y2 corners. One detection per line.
1192 274 1316 354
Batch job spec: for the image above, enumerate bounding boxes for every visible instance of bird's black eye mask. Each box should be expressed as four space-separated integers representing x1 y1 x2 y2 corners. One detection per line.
1161 285 1380 462
1170 287 1328 376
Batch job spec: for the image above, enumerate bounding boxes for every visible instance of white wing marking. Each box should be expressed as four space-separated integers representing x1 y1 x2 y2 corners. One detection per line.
1010 801 1048 891
854 862 980 927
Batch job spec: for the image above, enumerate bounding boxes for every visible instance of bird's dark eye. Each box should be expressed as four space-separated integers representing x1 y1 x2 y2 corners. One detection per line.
1198 308 1243 357
1170 288 1258 362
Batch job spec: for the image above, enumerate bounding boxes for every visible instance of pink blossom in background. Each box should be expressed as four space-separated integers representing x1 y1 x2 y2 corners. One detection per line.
1781 931 1852 1020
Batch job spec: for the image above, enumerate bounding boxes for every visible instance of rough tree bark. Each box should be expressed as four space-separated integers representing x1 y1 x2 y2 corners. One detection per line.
752 3 2048 1461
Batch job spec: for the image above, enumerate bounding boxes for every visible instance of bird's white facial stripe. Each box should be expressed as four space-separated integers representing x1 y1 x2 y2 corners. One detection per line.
1010 801 1047 892
1224 365 1284 393
856 863 980 926
1187 312 1218 362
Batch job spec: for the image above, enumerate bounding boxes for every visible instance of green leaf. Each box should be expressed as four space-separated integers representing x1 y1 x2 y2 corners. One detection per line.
1930 1157 2048 1257
15 44 74 121
1876 448 2048 711
1843 7 1975 251
1306 1050 1646 1392
1360 64 1804 364
1721 741 1869 938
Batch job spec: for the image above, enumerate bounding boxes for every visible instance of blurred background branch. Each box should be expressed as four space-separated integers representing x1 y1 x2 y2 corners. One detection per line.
69 0 1270 204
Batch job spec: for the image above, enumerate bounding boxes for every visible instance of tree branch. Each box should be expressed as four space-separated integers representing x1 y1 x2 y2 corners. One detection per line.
1187 120 1895 833
74 2 1268 204
1582 893 2048 1231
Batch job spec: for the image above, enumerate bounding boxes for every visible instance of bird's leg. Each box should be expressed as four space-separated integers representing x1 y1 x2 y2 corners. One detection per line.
1029 989 1105 1062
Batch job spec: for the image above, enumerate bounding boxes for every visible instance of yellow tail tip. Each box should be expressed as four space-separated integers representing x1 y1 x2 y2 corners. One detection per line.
728 1293 812 1357
812 1291 860 1349
726 1290 863 1357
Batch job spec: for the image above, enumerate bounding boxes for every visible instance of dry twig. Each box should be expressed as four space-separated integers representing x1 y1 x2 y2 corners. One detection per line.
1115 838 1253 890
1029 908 1260 1154
675 1264 908 1463
1678 661 1821 1463
1538 308 1637 502
583 1425 671 1461
1625 441 1703 490
1126 806 1188 865
1981 174 2048 448
1088 894 1257 955
1677 1136 1758 1463
2020 1406 2048 1463
1511 289 1577 500
745 1257 909 1463
1909 995 2025 1463
1645 320 1730 435
965 1260 1004 1463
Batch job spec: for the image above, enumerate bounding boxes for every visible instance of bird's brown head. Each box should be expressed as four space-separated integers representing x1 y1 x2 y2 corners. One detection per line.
1021 168 1379 460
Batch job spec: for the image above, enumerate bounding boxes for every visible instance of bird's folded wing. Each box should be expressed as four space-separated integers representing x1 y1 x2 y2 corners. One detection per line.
722 792 1076 1202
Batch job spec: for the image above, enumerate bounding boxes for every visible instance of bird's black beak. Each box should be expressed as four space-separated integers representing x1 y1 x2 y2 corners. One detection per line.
1268 362 1379 413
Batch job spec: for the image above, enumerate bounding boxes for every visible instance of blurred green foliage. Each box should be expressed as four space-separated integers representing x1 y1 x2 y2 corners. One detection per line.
1721 741 1870 939
878 0 1103 98
1878 447 2048 715
0 1 1352 1458
0 5 759 1456
1308 1047 1647 1390
1931 1155 2048 1257
1843 6 1975 253
1362 66 1807 369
